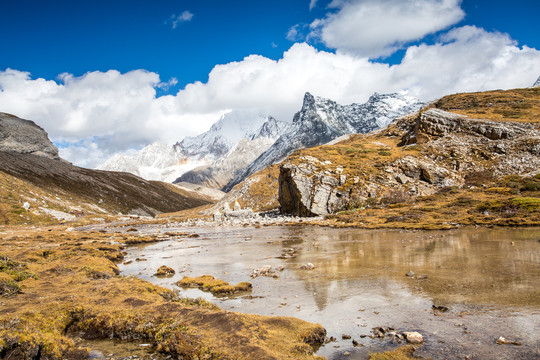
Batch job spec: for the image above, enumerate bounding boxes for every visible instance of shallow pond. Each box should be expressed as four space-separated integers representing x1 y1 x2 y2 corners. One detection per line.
119 226 540 359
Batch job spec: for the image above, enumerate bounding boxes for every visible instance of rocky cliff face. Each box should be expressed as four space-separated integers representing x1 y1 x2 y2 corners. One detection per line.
279 159 346 217
279 107 540 216
0 112 59 160
225 92 423 191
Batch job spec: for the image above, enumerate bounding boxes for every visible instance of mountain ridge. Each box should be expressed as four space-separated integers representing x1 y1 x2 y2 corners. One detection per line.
223 91 423 191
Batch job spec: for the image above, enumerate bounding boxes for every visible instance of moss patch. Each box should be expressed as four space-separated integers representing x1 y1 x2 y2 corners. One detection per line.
369 345 423 360
155 265 175 277
176 275 253 296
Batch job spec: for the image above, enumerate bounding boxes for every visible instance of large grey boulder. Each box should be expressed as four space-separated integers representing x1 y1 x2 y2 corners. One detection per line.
0 112 59 159
279 162 346 216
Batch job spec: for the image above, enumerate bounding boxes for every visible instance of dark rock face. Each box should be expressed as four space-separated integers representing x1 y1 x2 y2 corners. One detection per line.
0 112 59 159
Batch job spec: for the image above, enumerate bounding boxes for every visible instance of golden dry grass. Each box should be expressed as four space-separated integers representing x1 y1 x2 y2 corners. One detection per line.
176 275 252 296
368 345 423 360
433 87 540 123
0 227 326 359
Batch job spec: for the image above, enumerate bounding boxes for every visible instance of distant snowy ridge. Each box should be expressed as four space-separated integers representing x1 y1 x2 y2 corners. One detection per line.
534 76 540 87
99 91 422 189
97 142 200 183
223 92 423 191
98 111 287 183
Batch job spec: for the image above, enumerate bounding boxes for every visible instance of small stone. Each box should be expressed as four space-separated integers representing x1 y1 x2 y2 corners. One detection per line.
406 271 415 277
343 351 351 357
432 305 449 312
342 334 351 340
496 336 521 346
88 350 105 359
403 331 423 344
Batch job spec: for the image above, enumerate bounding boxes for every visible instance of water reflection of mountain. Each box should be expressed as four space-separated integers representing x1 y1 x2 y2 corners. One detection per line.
283 227 540 308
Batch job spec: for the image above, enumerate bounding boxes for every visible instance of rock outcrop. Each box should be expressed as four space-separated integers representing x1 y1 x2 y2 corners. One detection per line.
278 107 540 216
279 160 346 217
0 112 59 159
402 108 533 144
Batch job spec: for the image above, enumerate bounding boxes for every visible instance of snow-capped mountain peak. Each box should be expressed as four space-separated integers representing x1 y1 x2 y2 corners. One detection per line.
99 91 422 190
98 110 288 184
223 91 423 191
174 110 280 160
97 142 202 183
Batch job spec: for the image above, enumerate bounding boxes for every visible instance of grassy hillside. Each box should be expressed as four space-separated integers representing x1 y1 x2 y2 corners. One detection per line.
0 153 212 226
227 87 540 228
433 87 540 123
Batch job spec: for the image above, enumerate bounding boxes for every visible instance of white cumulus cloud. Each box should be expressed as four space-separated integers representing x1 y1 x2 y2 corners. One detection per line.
1 26 539 169
310 0 465 58
0 69 223 167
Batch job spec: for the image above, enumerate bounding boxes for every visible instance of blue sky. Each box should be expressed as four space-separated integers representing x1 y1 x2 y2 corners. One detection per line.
2 0 538 90
1 0 539 167
2 0 325 90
